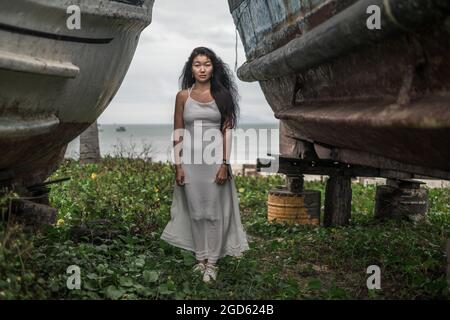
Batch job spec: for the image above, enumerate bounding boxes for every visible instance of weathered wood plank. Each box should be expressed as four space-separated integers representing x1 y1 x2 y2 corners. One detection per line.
374 179 429 222
324 175 352 227
9 198 57 231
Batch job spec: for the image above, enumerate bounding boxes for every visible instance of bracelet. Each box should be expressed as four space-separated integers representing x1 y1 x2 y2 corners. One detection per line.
222 159 230 165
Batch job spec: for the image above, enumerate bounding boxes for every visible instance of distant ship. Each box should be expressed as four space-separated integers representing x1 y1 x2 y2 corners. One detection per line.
0 0 155 188
116 126 126 132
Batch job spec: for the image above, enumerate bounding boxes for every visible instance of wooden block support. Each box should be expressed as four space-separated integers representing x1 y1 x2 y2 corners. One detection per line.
286 175 304 193
374 179 428 222
242 164 257 176
324 175 352 227
9 198 57 232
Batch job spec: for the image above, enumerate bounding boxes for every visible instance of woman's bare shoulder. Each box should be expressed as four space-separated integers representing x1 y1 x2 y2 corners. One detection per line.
176 89 189 102
175 90 188 108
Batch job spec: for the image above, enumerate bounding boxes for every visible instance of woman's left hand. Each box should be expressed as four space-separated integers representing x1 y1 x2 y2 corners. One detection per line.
215 164 229 185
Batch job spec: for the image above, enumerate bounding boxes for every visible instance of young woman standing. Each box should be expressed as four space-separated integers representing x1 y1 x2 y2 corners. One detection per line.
161 47 249 283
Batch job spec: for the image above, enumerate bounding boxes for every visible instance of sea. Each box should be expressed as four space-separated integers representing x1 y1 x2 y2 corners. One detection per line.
64 122 450 187
65 122 280 164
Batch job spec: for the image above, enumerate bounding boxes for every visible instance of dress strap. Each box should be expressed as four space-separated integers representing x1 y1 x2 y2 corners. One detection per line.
188 85 193 98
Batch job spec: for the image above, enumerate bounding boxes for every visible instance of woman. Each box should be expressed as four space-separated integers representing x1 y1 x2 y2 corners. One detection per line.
160 47 250 283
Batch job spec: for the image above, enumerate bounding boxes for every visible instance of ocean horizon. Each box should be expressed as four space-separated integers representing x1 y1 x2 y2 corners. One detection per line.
65 122 280 164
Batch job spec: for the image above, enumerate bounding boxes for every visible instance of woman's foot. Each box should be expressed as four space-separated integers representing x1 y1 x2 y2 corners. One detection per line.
202 263 218 283
192 261 206 274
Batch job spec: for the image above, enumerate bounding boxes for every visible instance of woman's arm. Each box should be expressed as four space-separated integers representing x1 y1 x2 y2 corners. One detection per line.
215 120 233 184
222 120 232 165
173 91 186 169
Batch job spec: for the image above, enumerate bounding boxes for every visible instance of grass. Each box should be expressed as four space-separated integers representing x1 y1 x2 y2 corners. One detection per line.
0 157 449 299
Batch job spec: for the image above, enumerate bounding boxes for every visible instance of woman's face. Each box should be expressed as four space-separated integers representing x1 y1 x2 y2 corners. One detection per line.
192 55 213 83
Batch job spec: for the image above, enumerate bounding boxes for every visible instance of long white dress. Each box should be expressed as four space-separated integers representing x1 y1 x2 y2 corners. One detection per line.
160 87 250 264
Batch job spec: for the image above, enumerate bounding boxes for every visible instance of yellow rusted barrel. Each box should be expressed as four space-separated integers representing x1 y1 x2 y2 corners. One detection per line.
267 188 320 225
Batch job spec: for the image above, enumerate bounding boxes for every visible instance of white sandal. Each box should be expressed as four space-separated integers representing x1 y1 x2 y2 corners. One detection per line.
203 264 218 283
192 262 206 273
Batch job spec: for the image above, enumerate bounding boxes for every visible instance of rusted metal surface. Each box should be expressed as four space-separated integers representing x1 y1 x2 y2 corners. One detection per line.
0 0 154 188
229 0 450 179
277 94 450 173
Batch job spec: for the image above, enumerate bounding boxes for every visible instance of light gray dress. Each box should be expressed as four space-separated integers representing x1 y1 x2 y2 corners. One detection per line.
160 87 250 264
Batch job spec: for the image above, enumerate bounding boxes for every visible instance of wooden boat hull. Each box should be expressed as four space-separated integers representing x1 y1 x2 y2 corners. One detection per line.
0 0 154 187
229 0 450 179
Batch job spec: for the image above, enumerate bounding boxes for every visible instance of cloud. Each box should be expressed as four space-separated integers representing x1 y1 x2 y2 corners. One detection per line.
98 0 277 125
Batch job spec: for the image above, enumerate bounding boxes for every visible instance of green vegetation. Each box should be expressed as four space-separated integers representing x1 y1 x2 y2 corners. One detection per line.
1 157 449 299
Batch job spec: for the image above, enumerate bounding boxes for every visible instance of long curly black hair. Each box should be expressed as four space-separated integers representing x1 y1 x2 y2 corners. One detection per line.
179 47 240 130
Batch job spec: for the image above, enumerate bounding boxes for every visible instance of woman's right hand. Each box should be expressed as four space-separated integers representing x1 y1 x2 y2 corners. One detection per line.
175 167 185 186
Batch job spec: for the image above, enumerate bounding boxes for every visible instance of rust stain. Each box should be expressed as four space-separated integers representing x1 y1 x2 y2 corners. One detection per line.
258 20 450 176
0 122 91 188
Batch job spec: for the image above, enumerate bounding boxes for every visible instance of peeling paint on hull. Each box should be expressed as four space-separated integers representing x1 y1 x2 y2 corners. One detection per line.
229 0 450 179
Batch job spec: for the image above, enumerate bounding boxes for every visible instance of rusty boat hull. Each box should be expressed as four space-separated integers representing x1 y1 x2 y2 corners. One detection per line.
229 0 450 179
0 0 154 188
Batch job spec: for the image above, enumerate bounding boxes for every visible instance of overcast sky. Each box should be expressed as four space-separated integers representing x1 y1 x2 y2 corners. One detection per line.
97 0 277 125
